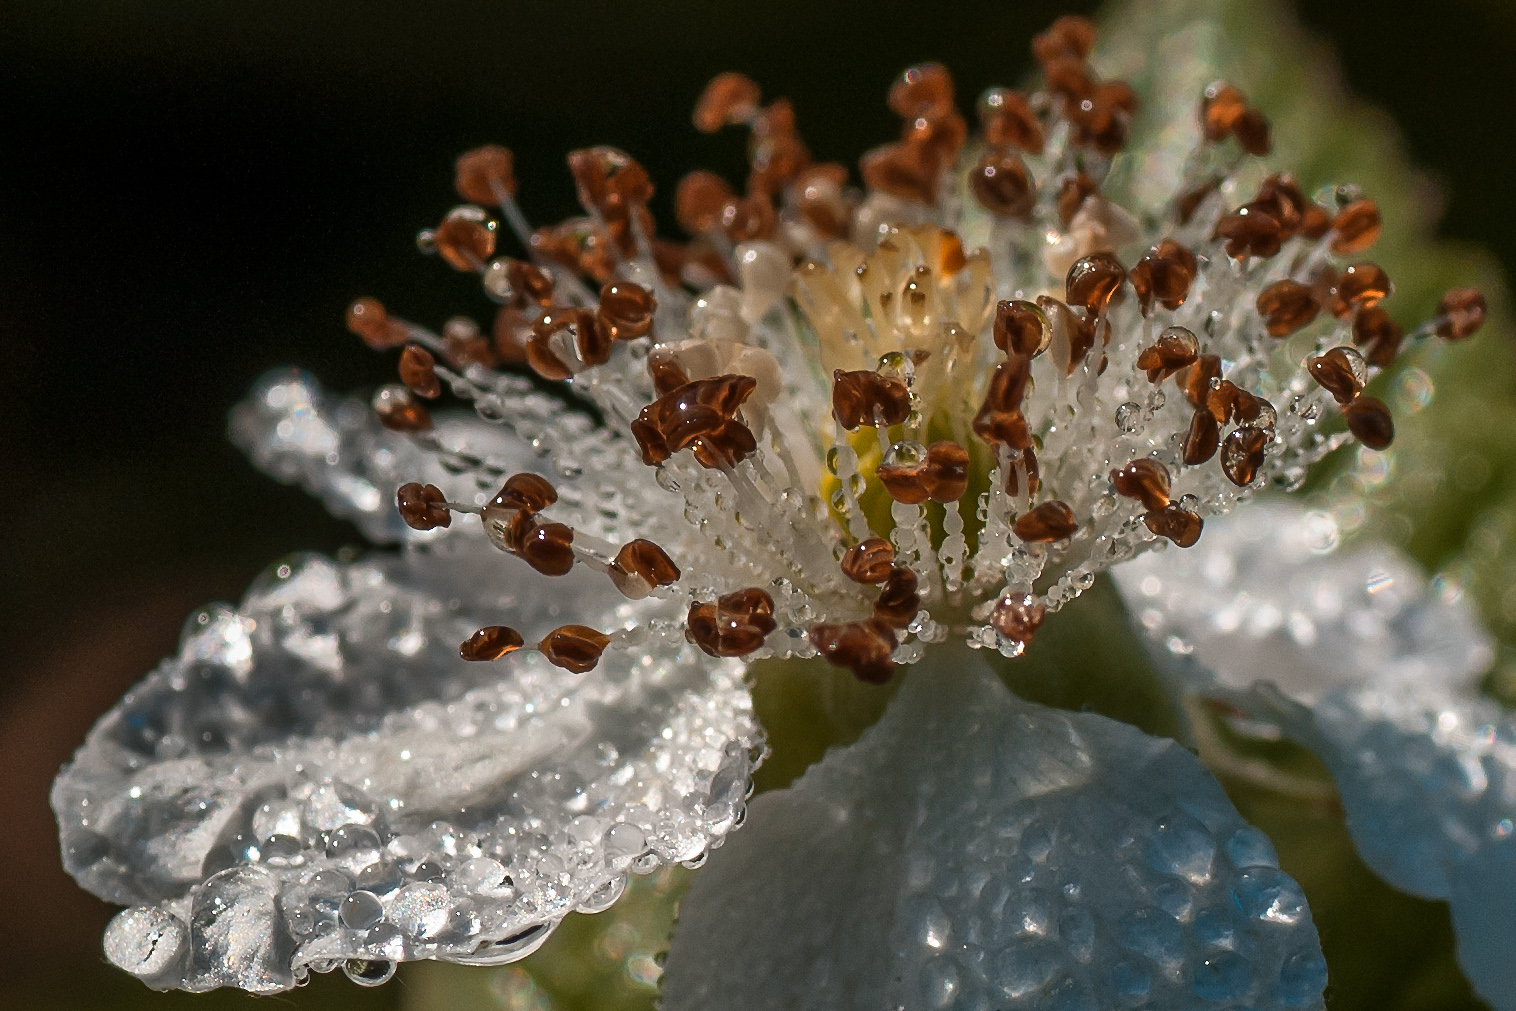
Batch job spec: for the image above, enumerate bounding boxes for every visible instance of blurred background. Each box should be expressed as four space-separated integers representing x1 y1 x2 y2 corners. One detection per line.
2 0 1514 1007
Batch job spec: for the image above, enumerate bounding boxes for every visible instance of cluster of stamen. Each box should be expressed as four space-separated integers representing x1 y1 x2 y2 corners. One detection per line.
345 14 1484 682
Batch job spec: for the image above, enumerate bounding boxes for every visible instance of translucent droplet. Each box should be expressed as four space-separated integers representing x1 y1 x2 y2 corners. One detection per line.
827 445 858 476
338 890 384 930
343 959 397 987
448 923 554 965
1114 402 1143 434
883 440 927 467
577 874 627 914
1397 367 1434 412
104 906 188 981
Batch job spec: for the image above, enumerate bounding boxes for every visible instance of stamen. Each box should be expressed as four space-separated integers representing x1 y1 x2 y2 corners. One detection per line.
539 624 612 672
458 624 524 661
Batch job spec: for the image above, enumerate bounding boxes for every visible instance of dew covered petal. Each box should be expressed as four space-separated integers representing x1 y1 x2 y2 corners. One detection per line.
661 652 1325 1011
51 550 760 992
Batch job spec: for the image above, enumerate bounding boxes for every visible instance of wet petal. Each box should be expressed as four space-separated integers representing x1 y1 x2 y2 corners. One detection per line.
662 652 1325 1011
1114 504 1515 1010
52 551 759 992
229 369 537 544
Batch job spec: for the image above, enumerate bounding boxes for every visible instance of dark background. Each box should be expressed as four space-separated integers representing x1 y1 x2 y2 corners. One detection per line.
1 1 1512 1007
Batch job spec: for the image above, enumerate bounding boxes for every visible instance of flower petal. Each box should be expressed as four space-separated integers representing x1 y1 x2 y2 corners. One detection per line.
1114 504 1516 1009
662 652 1325 1010
52 550 760 992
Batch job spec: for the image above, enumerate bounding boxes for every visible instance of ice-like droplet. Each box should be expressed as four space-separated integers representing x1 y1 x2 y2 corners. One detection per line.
104 906 188 984
343 959 397 986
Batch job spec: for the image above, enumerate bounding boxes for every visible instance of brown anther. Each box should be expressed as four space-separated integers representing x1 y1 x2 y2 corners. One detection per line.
511 261 557 306
1201 83 1247 142
532 305 611 374
539 625 612 673
872 566 921 630
459 625 524 662
519 522 575 576
1256 280 1322 337
609 539 681 599
492 306 531 366
890 63 956 120
398 344 441 399
1181 408 1221 466
993 300 1048 357
748 99 814 196
1330 200 1381 255
1343 395 1394 450
1129 240 1198 315
597 281 657 341
1178 354 1223 409
694 72 762 132
718 192 779 242
990 593 1046 646
1352 306 1405 367
1070 81 1137 155
646 351 692 397
431 206 497 272
831 369 911 430
675 171 735 234
970 148 1036 220
1308 347 1366 405
1056 173 1098 229
633 375 759 468
978 88 1044 154
1065 252 1127 312
373 385 431 432
1012 500 1077 543
1233 108 1271 156
793 163 853 239
1204 379 1246 425
688 588 776 658
1144 504 1204 548
491 472 557 513
972 357 1033 448
1135 325 1199 383
1437 288 1487 341
440 316 496 369
1033 15 1096 63
455 145 516 206
876 441 971 505
840 538 897 585
1110 459 1172 511
1329 262 1392 318
396 482 451 531
809 620 896 684
1220 427 1269 486
346 297 408 349
1214 205 1283 259
860 143 939 205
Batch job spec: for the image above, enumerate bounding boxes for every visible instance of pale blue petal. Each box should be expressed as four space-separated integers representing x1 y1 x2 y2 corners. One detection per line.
1114 504 1515 1010
662 651 1326 1011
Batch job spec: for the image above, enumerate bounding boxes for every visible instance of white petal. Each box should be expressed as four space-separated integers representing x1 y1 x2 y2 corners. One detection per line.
52 551 760 992
662 651 1326 1011
1114 504 1516 1010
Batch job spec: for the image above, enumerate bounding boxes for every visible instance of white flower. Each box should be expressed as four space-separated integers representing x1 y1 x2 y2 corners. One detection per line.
52 8 1502 1008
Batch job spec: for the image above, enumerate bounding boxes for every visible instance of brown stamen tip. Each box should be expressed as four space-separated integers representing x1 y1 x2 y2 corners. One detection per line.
1178 354 1222 409
1129 240 1197 316
1065 252 1127 313
1012 500 1078 543
1201 82 1247 142
598 281 657 341
460 624 524 662
633 375 759 469
970 148 1036 220
455 145 517 206
520 521 576 576
373 385 432 432
978 88 1045 154
441 316 496 369
1344 395 1394 450
872 566 921 630
831 369 911 430
688 588 777 658
993 300 1050 357
972 356 1033 448
1308 347 1367 405
675 171 736 235
1143 503 1204 548
1352 306 1405 367
1214 205 1283 260
492 473 558 512
809 620 897 684
398 344 442 399
1329 262 1392 318
876 440 971 505
1437 288 1487 341
890 63 956 120
531 306 612 378
1329 199 1381 255
346 297 408 349
991 592 1046 647
1056 173 1098 229
396 482 451 530
694 72 762 133
1220 428 1269 486
840 537 897 584
1003 446 1042 498
1181 408 1221 466
1033 15 1096 63
1256 280 1322 337
609 538 681 599
427 206 497 272
1233 108 1271 156
539 625 612 673
1110 459 1172 511
1135 325 1199 383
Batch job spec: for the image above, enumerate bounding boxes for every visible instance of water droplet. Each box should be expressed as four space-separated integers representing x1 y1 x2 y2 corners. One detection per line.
338 890 384 929
1115 402 1143 433
343 959 396 987
104 906 188 981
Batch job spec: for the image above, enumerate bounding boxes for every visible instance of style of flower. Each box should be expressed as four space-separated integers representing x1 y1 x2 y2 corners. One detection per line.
52 10 1503 1010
